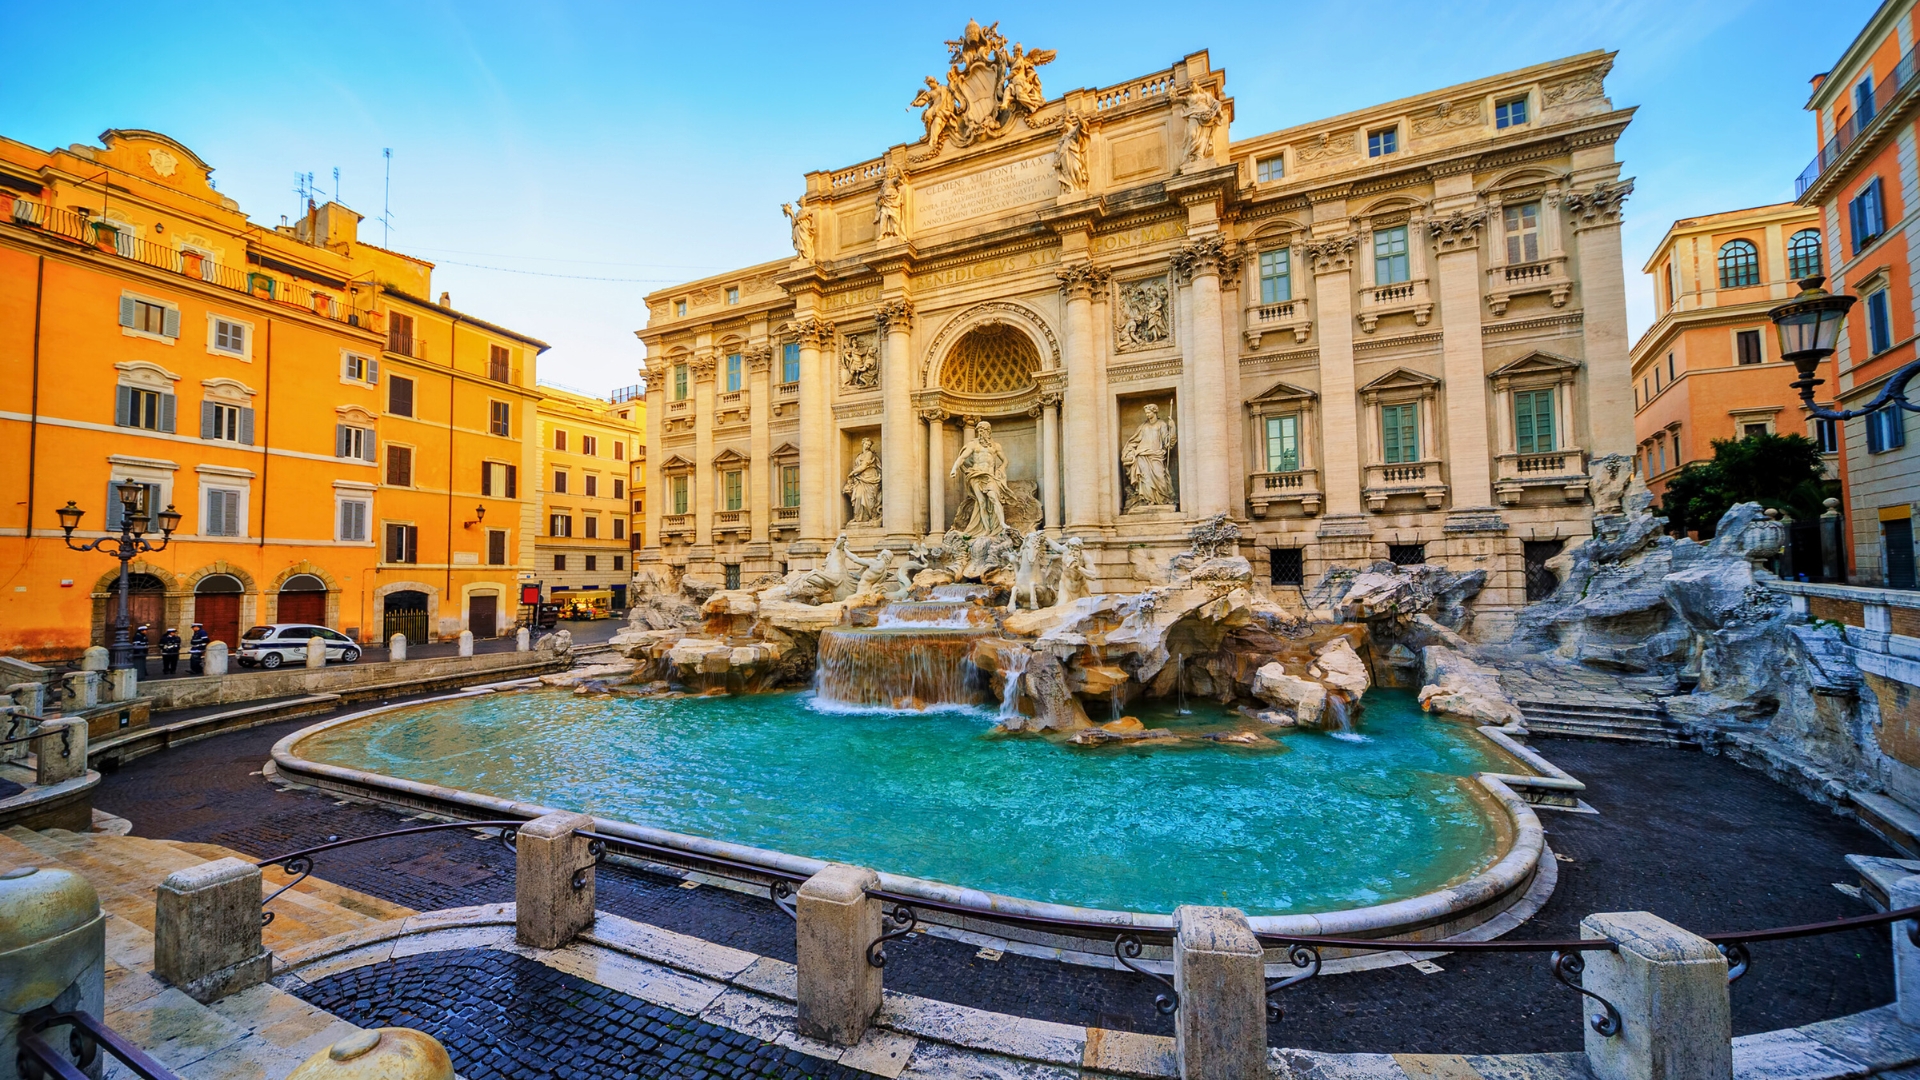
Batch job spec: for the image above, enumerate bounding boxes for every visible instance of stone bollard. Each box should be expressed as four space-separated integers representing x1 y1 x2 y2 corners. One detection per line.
458 630 474 657
390 633 407 661
206 640 229 675
514 812 598 950
1 864 106 1079
285 1028 455 1079
1579 912 1730 1080
1171 906 1267 1080
796 864 883 1046
516 626 530 652
105 666 137 702
306 636 327 669
7 682 45 716
153 857 272 1002
79 646 108 672
1892 875 1920 1026
34 719 87 786
61 670 98 710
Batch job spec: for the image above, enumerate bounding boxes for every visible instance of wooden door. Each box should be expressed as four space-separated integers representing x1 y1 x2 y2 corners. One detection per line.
126 589 165 634
468 595 498 639
194 594 241 648
279 590 326 626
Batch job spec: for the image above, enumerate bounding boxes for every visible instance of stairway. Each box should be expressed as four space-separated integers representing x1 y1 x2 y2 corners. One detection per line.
1516 697 1688 745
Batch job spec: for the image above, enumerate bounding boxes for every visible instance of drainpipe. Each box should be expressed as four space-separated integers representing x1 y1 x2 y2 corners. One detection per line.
26 256 43 536
446 313 461 638
259 320 272 548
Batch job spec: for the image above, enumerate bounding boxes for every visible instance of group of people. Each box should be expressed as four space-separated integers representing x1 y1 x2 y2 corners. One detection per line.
127 623 212 676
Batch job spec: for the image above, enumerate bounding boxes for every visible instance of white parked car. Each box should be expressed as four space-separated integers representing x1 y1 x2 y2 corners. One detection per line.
236 624 362 668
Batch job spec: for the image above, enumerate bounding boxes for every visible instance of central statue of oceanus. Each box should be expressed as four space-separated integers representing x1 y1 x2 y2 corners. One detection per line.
949 420 1011 535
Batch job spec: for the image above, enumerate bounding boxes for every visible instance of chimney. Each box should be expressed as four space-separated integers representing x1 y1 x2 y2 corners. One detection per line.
438 291 451 307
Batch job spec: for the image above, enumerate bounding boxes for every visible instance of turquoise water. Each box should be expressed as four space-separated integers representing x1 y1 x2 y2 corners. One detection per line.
298 687 1516 915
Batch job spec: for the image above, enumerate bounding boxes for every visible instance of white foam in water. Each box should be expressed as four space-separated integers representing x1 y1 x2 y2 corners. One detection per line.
1330 731 1371 743
804 692 990 717
998 648 1030 719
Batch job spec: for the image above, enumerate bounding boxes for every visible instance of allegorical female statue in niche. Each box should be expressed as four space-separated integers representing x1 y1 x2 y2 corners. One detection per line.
1122 402 1178 510
949 420 1012 536
844 438 883 525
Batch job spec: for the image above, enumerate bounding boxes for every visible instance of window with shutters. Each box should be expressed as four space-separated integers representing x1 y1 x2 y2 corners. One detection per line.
1264 415 1300 472
488 344 511 382
613 518 625 539
1513 389 1556 454
1374 226 1410 284
342 353 378 383
584 474 599 497
554 429 568 451
613 478 625 499
488 400 510 436
388 375 414 417
336 425 375 461
550 513 572 537
1380 403 1419 463
119 294 179 340
387 311 416 356
1504 203 1541 264
1259 249 1291 303
671 475 689 515
673 364 689 400
104 480 162 531
386 445 413 487
723 470 743 511
614 555 625 571
553 470 568 494
554 554 567 571
582 435 597 456
117 387 173 431
384 523 418 563
210 317 249 358
1869 288 1895 355
782 342 800 384
781 465 800 507
336 498 370 542
480 461 517 498
1867 403 1907 453
586 554 599 571
585 516 599 539
1851 178 1886 253
726 353 743 392
1816 417 1840 453
487 529 508 565
202 402 251 443
1736 329 1764 365
203 487 243 537
613 442 624 461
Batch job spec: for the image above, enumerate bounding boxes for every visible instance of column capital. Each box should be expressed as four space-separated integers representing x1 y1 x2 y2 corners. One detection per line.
1428 208 1488 252
689 352 718 378
1170 235 1229 282
744 344 774 372
1565 179 1634 230
791 316 837 347
1302 235 1358 274
917 405 948 422
876 297 915 331
1056 261 1111 300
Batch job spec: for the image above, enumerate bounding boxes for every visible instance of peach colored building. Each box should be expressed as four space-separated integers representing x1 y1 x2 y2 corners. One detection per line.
1629 203 1836 502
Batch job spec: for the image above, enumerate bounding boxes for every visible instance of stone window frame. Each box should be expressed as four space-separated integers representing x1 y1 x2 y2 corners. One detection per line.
205 312 254 361
1244 379 1318 476
1489 353 1581 458
1478 168 1572 313
769 443 801 509
1357 368 1442 468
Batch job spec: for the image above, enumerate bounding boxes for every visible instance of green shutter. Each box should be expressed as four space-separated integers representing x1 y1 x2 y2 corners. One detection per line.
1515 390 1555 454
1382 405 1417 463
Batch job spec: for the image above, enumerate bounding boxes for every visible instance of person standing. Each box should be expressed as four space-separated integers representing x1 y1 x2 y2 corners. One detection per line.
159 628 182 675
131 625 151 675
188 623 210 675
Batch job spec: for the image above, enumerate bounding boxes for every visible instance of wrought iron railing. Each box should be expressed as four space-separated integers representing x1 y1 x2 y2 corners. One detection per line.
252 820 526 924
1797 44 1920 196
19 1007 184 1080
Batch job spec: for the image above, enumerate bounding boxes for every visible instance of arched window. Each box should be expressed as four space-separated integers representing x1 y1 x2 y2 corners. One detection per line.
1718 240 1760 288
1787 229 1823 280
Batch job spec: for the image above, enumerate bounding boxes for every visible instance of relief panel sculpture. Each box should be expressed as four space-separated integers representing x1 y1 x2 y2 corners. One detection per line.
841 331 880 390
1114 275 1171 352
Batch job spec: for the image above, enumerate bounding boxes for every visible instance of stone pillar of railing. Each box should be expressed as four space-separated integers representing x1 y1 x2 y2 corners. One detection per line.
516 627 530 652
458 630 474 658
61 671 98 710
1171 905 1266 1080
7 682 45 716
306 636 327 669
1580 911 1730 1080
286 1028 456 1079
206 640 229 675
390 633 407 661
80 647 108 672
1892 875 1920 1026
796 864 882 1046
514 812 597 949
34 719 87 786
105 667 137 702
153 857 272 1002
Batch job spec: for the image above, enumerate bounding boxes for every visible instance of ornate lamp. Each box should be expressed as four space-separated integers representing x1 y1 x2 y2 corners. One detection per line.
55 501 84 536
1769 277 1857 410
59 483 178 671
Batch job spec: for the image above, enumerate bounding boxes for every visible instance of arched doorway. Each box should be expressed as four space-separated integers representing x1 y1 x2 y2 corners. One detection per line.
383 590 429 647
114 573 166 641
277 574 328 626
193 574 245 648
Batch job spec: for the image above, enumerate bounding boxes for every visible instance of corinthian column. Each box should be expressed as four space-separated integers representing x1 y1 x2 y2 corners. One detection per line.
923 407 947 534
1307 235 1363 516
793 317 835 545
1039 392 1061 529
1430 208 1494 509
878 298 916 540
690 352 718 551
746 345 772 544
1174 237 1231 517
1057 263 1108 530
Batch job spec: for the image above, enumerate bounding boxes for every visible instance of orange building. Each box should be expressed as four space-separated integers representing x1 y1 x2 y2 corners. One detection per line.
0 129 544 660
1797 0 1920 587
1629 203 1836 502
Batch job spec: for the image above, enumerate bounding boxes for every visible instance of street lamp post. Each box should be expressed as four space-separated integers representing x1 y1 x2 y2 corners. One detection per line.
57 481 182 671
1767 275 1920 420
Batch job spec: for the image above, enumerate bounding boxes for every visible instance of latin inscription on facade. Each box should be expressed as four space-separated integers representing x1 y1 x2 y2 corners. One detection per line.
915 154 1055 231
917 248 1060 291
1092 220 1187 254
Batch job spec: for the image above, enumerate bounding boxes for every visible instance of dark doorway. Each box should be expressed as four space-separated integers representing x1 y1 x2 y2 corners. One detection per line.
383 591 429 646
468 594 499 639
115 573 166 641
193 574 244 647
1523 540 1565 602
278 574 327 625
611 585 628 609
1886 518 1916 589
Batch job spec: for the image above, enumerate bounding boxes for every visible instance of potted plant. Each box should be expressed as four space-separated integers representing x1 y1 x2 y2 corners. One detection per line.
181 251 204 278
91 221 119 251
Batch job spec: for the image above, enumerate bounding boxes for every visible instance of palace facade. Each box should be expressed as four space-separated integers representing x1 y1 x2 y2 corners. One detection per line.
637 33 1636 629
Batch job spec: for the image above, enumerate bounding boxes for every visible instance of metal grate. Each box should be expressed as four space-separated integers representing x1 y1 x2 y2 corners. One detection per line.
1387 544 1426 566
1269 547 1304 586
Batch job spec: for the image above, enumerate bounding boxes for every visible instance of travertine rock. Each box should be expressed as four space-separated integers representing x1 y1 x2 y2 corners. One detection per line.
1309 638 1370 699
1251 663 1325 727
1417 646 1523 726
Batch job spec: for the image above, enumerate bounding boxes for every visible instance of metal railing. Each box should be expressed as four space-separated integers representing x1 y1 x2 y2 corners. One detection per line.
19 1007 183 1080
252 819 526 924
1798 44 1920 196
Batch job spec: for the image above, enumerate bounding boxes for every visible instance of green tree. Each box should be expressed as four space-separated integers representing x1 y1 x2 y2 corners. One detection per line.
1659 432 1834 538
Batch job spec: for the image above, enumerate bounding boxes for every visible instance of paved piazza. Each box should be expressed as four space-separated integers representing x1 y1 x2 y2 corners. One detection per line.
93 706 1896 1057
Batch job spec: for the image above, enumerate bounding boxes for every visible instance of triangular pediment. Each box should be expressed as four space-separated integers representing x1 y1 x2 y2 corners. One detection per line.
712 447 750 465
1247 379 1317 405
770 442 800 459
1358 367 1441 393
660 453 695 471
1490 351 1582 378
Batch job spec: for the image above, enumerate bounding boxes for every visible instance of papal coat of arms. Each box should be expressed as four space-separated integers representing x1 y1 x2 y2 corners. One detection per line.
911 19 1055 152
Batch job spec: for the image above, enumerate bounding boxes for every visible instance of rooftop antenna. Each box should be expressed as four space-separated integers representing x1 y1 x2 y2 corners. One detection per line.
381 148 393 247
332 166 340 206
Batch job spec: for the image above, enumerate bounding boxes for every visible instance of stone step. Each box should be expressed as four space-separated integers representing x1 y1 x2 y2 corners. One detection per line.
1514 698 1666 720
1520 709 1674 731
1522 715 1687 745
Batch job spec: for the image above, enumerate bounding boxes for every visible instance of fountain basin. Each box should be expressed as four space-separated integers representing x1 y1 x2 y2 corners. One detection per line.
273 686 1552 949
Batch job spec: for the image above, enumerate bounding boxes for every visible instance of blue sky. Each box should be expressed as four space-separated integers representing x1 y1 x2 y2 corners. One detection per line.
1 0 1876 392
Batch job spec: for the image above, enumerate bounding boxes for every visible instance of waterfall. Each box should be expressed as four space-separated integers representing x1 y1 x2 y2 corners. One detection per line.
998 648 1031 719
815 627 986 710
875 602 986 630
1326 694 1367 742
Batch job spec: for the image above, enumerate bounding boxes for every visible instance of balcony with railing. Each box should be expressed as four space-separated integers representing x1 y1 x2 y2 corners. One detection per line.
1363 460 1447 511
610 384 644 404
1485 255 1572 316
1 195 372 327
1242 296 1312 349
1246 468 1322 517
1797 44 1920 197
1494 447 1591 505
1357 278 1432 333
660 514 695 540
714 509 750 538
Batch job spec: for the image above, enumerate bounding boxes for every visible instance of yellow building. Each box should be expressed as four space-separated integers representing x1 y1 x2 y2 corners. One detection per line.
535 386 644 609
0 129 544 659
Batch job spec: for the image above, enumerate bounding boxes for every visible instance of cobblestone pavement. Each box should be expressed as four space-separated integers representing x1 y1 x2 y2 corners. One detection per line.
94 712 1900 1055
295 948 878 1080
